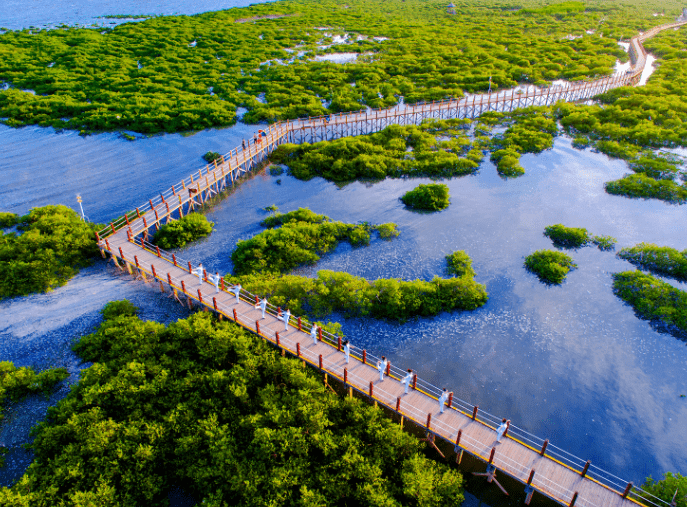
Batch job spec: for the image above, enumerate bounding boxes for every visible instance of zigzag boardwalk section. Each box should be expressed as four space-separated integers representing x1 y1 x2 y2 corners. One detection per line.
94 20 687 507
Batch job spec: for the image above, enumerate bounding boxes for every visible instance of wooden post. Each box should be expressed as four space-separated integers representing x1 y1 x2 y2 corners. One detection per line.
181 280 187 295
337 336 342 351
396 397 401 412
297 343 301 357
344 368 348 384
220 278 225 291
197 289 203 304
233 309 238 322
412 374 417 390
105 238 111 251
187 261 192 274
213 297 218 311
319 354 323 369
151 265 157 278
488 447 495 464
581 460 590 478
426 413 432 429
256 321 260 335
172 254 177 267
318 327 322 341
298 316 302 331
276 331 280 346
156 246 161 257
385 361 390 376
504 420 511 437
447 392 453 409
118 247 125 260
362 350 367 365
369 381 374 398
527 470 535 486
134 255 140 268
472 406 478 421
569 492 578 507
455 429 462 447
540 439 549 456
167 273 172 285
622 483 633 499
110 223 116 234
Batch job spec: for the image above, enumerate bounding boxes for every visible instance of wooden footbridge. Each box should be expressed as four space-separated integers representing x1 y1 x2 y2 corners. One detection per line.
94 20 685 507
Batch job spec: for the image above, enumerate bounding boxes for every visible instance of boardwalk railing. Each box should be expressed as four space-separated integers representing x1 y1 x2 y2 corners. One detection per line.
94 19 687 507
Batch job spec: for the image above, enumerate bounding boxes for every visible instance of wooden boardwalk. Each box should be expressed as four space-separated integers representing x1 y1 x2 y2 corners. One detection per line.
93 20 687 507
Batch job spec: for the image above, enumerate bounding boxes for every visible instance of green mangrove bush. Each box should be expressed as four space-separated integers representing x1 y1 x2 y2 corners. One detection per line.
401 183 450 211
612 270 687 335
446 250 476 278
591 235 617 251
202 151 221 163
0 205 100 299
544 224 590 249
640 473 687 507
524 249 577 285
232 208 395 275
604 174 687 204
618 243 687 281
0 302 465 504
0 212 18 228
152 213 214 249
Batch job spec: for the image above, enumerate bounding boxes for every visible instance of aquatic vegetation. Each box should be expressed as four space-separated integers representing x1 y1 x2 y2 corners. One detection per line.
202 151 221 163
612 271 687 335
544 224 590 249
618 243 687 281
233 208 394 275
591 235 617 251
640 472 687 507
446 250 476 278
152 213 214 249
227 269 488 322
604 174 687 203
0 212 18 228
271 121 480 182
0 303 464 504
373 222 400 240
401 183 450 211
0 0 634 134
0 205 100 299
524 249 577 285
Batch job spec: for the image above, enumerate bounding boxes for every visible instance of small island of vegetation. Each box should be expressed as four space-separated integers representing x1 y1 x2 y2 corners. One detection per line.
612 270 687 336
524 249 577 285
0 205 100 299
152 213 214 249
618 243 687 281
401 183 450 211
544 224 590 249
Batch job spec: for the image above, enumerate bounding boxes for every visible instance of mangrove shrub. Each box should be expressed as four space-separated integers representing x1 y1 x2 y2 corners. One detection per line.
524 249 576 285
618 243 687 281
544 224 590 249
152 213 214 249
401 183 450 211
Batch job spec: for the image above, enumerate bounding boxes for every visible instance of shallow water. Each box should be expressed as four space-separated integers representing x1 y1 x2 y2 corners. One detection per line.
1 0 686 501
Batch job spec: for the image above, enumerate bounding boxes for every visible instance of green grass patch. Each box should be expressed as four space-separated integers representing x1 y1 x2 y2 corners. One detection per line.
544 224 590 249
0 205 100 299
152 213 214 249
0 212 18 228
524 249 577 285
0 302 465 504
401 183 450 211
612 270 687 336
591 235 617 251
618 243 687 281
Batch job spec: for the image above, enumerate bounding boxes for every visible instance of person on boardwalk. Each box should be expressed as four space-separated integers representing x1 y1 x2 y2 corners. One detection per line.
438 388 449 414
209 272 221 293
377 356 387 382
310 323 319 345
229 283 242 304
496 418 510 443
191 263 204 286
402 369 413 394
255 297 268 319
343 340 350 364
278 309 291 331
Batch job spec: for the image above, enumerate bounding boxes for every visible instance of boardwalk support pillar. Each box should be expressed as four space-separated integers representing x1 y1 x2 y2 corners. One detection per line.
524 470 536 504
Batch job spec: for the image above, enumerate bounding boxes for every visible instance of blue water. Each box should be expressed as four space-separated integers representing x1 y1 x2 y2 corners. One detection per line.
1 0 686 503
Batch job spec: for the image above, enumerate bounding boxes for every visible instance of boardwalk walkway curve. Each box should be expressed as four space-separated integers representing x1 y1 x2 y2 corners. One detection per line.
95 20 686 507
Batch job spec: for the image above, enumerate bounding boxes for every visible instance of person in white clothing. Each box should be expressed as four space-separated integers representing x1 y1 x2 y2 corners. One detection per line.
191 263 204 286
377 356 387 382
496 418 509 442
209 272 221 293
343 340 350 364
310 324 318 345
438 388 449 414
278 309 291 331
255 297 267 319
402 369 413 394
229 284 242 303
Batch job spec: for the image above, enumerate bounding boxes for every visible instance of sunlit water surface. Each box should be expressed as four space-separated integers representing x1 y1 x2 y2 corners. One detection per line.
1 1 686 504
